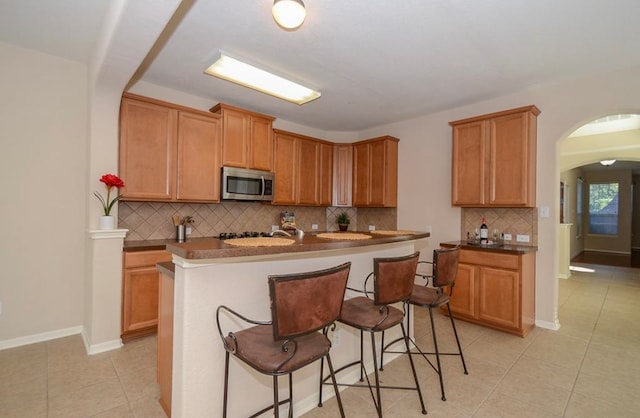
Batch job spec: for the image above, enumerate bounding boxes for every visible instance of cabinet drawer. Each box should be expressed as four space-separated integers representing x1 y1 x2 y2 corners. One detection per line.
124 250 172 268
460 250 519 270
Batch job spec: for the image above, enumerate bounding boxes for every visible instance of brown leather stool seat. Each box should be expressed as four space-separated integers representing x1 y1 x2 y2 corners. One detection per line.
217 262 351 418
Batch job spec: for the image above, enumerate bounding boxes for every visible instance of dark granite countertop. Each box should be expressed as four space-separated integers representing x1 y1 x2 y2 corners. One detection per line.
142 231 430 260
441 240 538 254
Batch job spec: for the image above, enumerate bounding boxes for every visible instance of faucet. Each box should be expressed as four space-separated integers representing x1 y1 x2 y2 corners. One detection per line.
270 227 304 238
270 229 292 237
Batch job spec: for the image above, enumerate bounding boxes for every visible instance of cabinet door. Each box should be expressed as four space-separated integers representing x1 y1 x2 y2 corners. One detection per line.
119 98 177 200
249 116 274 171
451 121 486 206
273 132 297 204
220 107 249 168
368 140 387 206
318 142 334 206
448 263 476 318
297 138 320 205
332 144 353 206
478 266 520 330
176 112 221 201
488 112 535 206
122 265 161 334
352 142 370 206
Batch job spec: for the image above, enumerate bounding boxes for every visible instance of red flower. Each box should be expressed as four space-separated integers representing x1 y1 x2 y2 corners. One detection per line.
95 173 125 216
100 174 125 189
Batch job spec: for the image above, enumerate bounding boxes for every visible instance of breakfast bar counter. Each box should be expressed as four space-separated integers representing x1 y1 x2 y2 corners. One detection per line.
162 230 429 417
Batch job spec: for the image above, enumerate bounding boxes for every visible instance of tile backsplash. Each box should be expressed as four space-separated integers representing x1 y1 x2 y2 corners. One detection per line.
119 201 397 241
461 207 538 245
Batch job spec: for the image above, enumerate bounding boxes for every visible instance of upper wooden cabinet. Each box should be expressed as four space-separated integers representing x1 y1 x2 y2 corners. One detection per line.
352 136 399 207
119 93 222 202
332 144 353 207
272 129 333 206
450 105 540 207
209 103 275 171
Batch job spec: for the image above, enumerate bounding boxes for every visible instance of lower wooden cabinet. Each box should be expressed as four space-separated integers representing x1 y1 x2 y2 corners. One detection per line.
446 248 536 337
122 250 172 342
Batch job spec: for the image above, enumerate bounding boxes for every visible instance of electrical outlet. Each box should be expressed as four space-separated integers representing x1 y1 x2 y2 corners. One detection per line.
503 233 512 241
368 225 376 231
333 328 341 347
185 226 192 235
516 234 530 243
426 225 432 234
539 206 550 218
311 224 318 230
271 225 279 231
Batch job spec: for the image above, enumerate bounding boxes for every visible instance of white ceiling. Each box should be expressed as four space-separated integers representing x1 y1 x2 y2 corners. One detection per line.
3 0 640 131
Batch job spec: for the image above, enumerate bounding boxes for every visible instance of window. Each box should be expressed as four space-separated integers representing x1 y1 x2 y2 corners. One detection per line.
576 178 583 237
588 182 619 235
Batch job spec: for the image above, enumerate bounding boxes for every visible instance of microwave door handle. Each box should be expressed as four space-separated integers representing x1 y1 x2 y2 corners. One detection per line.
260 175 265 200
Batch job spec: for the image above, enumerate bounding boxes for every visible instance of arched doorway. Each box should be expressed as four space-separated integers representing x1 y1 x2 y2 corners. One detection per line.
559 114 640 268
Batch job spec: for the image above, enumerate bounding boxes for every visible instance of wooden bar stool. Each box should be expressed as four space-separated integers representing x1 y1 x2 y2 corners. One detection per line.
216 262 351 418
380 247 468 401
319 252 427 417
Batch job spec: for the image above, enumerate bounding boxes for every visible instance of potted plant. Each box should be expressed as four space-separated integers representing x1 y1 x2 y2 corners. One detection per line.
336 212 350 231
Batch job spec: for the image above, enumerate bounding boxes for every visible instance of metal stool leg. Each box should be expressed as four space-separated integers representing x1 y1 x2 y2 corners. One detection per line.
429 306 446 400
223 351 230 418
447 303 468 374
402 322 427 414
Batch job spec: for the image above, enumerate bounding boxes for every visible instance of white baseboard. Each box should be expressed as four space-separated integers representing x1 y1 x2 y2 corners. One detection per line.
81 330 123 355
0 326 124 356
535 319 560 331
0 325 83 351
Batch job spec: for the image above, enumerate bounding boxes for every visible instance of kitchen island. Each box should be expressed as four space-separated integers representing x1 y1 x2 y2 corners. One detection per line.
162 231 429 418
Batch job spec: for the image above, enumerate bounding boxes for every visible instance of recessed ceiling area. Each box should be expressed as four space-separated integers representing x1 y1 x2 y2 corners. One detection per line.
3 1 640 131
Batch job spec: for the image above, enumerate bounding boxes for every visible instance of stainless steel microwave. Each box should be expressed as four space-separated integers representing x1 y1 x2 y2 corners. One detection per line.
221 167 274 201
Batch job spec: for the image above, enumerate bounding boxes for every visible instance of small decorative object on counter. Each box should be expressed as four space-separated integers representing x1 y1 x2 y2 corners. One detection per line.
94 173 125 230
175 215 194 242
480 218 488 245
337 212 350 232
280 211 296 231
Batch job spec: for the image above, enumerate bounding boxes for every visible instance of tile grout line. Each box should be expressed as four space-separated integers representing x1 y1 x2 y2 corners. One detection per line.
559 279 610 418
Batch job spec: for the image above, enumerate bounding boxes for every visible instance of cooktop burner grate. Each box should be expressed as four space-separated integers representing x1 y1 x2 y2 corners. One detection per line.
218 231 271 240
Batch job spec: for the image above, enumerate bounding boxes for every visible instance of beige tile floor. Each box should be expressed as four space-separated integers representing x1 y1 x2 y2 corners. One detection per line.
1 261 638 417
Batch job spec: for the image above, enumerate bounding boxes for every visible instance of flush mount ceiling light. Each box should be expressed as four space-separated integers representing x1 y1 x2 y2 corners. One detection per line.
272 0 306 30
600 159 616 166
204 52 320 105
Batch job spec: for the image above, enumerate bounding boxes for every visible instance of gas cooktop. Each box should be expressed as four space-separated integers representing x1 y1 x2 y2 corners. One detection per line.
218 231 271 240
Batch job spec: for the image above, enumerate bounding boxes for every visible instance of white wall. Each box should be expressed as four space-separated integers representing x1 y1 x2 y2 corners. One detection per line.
359 65 640 329
0 42 88 341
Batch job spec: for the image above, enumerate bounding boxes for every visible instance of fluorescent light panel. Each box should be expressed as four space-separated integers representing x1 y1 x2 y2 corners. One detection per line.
205 52 320 105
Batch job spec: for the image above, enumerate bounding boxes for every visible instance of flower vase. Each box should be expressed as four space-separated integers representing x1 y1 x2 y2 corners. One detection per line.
98 215 115 230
